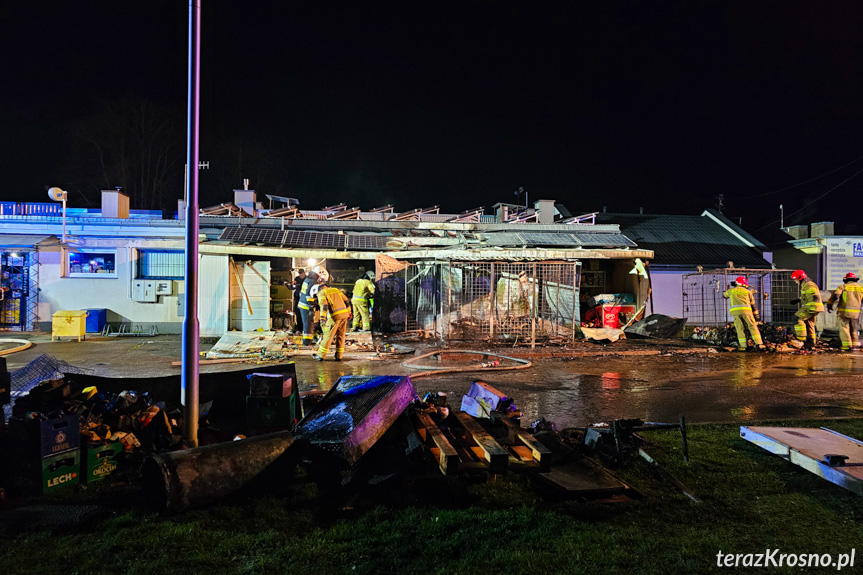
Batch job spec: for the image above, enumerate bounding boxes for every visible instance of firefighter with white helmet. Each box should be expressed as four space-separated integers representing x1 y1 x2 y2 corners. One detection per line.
826 272 863 351
790 269 824 351
722 275 765 351
296 267 321 346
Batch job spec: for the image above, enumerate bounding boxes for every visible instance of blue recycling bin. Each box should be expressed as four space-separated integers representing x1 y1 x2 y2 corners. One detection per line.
85 309 107 333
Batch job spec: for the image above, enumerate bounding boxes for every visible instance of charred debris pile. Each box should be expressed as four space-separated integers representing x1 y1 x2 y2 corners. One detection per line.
0 355 694 512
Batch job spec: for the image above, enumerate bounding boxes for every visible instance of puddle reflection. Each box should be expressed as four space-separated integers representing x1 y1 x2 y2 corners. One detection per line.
308 353 863 430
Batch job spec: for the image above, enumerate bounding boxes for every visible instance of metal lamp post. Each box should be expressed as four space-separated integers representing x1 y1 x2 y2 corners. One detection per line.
182 0 202 447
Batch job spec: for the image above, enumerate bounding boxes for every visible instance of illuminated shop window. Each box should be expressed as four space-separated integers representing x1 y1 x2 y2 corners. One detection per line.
67 251 117 278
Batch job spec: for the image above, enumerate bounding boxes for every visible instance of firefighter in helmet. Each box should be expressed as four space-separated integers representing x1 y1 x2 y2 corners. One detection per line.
826 272 863 351
351 270 376 332
296 267 320 346
723 276 765 351
790 269 824 351
312 270 352 362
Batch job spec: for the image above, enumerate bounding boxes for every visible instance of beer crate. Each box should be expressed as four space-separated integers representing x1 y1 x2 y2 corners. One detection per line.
82 442 122 483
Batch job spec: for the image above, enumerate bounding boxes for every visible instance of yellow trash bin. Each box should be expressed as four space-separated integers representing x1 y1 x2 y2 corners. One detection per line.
52 310 89 342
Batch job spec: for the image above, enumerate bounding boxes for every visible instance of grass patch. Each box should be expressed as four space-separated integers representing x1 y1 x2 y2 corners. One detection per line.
3 419 863 574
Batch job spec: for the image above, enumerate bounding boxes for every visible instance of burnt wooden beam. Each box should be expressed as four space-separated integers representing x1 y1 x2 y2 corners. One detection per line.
493 415 552 471
414 411 460 475
454 412 508 473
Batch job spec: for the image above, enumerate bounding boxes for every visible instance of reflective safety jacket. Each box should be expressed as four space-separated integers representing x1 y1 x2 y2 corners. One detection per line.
319 287 351 321
722 286 756 317
799 279 824 314
297 271 319 311
351 278 376 302
828 281 863 319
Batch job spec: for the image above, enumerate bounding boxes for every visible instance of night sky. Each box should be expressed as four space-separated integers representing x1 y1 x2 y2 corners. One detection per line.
3 1 863 235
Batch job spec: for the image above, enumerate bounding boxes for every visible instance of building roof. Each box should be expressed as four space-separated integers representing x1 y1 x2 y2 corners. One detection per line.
214 226 639 258
593 209 771 269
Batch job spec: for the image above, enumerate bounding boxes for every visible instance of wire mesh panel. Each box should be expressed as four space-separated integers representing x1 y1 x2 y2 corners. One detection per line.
375 266 407 333
441 262 495 341
406 263 439 333
375 262 441 335
681 268 798 330
442 261 581 346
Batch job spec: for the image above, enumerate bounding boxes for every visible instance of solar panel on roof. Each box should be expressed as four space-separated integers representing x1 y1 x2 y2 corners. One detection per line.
218 227 286 245
519 232 580 245
346 235 393 249
217 226 395 251
482 233 526 246
571 233 637 247
283 230 346 249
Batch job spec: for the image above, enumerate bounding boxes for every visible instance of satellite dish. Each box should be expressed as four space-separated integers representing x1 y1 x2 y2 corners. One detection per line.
47 187 68 201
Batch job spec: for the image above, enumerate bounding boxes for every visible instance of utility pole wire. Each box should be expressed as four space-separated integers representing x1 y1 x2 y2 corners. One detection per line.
728 153 863 200
753 166 863 233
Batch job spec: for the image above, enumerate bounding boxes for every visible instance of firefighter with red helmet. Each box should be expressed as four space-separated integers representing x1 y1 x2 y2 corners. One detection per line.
790 269 824 350
722 276 765 351
826 272 863 351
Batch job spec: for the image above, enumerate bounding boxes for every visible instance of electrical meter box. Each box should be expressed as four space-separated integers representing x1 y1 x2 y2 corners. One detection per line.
154 280 173 295
132 280 158 303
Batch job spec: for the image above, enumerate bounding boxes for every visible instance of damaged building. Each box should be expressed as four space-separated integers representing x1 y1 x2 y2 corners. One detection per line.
0 190 653 346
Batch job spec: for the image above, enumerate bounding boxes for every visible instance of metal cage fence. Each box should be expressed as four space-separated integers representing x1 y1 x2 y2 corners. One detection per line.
375 259 583 346
441 260 581 346
375 262 442 336
681 268 798 329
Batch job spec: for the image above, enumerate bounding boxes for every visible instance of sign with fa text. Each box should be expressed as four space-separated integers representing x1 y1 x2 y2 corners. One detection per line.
825 238 863 290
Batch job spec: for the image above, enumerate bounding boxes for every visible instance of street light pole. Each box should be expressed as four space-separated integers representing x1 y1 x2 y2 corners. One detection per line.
182 0 201 447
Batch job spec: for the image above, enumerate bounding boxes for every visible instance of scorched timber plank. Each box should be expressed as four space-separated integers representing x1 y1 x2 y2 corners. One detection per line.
535 456 632 497
414 411 460 475
454 411 508 473
494 414 552 470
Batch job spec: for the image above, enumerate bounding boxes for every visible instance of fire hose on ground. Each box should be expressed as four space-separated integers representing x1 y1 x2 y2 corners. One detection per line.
0 339 33 356
402 349 532 379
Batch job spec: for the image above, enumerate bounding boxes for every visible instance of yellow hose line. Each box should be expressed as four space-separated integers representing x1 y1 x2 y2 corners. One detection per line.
0 338 33 356
402 349 532 380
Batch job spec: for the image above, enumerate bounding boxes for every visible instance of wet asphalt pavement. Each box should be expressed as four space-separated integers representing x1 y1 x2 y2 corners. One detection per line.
5 334 863 429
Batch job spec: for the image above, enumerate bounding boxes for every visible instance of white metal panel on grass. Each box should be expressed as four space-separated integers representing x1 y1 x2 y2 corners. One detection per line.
740 426 863 496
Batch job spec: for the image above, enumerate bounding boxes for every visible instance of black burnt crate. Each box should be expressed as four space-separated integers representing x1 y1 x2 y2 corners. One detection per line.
246 396 299 429
7 449 80 495
8 413 81 458
248 368 296 398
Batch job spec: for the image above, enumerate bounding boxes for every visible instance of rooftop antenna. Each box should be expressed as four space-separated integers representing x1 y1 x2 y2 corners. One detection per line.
514 186 528 209
47 187 68 243
715 194 725 213
780 204 784 229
